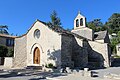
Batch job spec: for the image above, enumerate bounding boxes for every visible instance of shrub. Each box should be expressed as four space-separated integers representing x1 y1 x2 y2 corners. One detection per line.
0 45 8 57
7 48 14 57
0 45 14 57
48 63 53 68
45 63 54 68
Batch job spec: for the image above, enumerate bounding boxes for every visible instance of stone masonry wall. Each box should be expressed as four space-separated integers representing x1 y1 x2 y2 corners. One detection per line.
13 35 27 68
72 37 88 68
0 37 6 46
0 36 14 49
61 35 88 68
26 21 61 67
61 34 74 68
88 41 110 67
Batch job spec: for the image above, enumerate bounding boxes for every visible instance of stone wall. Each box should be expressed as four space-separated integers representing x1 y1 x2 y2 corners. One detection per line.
61 35 88 68
61 34 74 68
26 21 61 67
13 35 27 68
0 37 6 46
104 31 110 43
0 57 4 65
88 41 110 67
4 57 13 68
0 36 14 49
72 37 88 68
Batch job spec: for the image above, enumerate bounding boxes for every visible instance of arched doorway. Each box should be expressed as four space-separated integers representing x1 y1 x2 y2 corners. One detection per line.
33 47 40 64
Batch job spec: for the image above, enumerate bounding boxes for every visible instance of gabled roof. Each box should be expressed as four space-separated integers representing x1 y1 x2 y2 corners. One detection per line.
94 31 107 40
17 19 74 38
16 19 85 39
27 19 47 33
16 19 47 38
75 11 85 19
0 34 16 38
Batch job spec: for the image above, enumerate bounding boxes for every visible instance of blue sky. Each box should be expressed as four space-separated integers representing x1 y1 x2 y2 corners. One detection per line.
0 0 120 35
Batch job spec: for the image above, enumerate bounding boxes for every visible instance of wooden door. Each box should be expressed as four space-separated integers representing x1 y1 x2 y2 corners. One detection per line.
33 47 40 64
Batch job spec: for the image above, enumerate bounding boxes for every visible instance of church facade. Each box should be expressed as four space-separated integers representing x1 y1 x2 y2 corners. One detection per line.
12 12 111 69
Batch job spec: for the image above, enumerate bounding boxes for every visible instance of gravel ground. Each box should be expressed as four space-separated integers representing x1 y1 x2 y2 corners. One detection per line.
0 67 120 80
0 69 50 80
92 67 120 78
51 73 113 80
49 67 120 80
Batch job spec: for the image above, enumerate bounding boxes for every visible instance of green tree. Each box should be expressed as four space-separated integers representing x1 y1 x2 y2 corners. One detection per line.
110 38 118 54
105 13 120 33
91 19 103 27
87 21 96 31
87 13 120 54
0 25 9 34
0 45 8 57
87 19 104 32
6 48 14 57
47 10 63 31
110 31 120 54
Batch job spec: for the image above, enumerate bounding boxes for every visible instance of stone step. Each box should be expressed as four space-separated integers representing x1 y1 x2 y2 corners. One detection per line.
25 66 42 70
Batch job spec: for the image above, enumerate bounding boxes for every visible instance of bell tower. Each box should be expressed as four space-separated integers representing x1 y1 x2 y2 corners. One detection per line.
74 11 86 29
72 11 93 40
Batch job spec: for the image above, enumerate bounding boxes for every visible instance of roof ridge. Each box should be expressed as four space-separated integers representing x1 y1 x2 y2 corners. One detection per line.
0 33 16 38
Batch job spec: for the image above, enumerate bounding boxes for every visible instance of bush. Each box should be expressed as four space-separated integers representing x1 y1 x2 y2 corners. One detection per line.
0 45 8 57
7 48 14 57
0 45 14 57
45 63 54 68
48 63 53 68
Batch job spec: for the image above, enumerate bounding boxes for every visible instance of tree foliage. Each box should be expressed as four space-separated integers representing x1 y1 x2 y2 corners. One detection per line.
47 10 63 31
110 31 120 54
7 48 14 57
0 45 8 57
87 19 107 32
105 13 120 33
0 25 9 34
105 13 120 54
87 13 120 34
88 19 103 27
0 45 14 57
87 13 120 54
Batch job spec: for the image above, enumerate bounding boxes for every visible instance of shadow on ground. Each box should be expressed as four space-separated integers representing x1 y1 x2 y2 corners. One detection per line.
0 69 67 80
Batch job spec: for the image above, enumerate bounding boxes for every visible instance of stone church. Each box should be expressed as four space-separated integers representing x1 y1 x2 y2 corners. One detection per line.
12 12 111 69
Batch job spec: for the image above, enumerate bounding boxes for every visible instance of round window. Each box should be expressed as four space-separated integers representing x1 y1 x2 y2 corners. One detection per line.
34 29 40 39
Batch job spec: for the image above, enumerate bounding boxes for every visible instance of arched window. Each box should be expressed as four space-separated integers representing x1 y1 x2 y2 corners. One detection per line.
34 29 40 39
80 18 83 26
76 19 79 27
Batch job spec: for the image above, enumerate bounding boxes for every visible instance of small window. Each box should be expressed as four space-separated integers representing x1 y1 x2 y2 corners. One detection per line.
34 29 40 39
76 19 79 27
6 39 14 46
80 18 83 26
